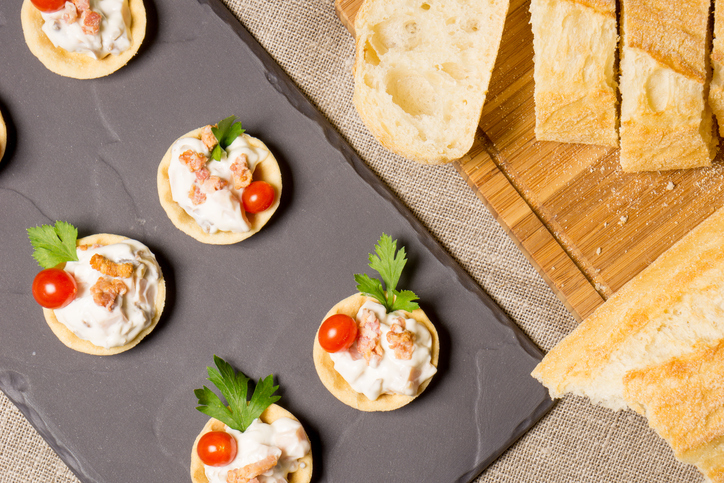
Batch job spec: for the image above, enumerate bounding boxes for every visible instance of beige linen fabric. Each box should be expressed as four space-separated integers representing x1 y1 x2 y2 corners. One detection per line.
0 0 704 482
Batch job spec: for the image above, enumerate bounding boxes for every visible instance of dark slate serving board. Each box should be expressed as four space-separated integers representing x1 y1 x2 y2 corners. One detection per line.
0 1 553 481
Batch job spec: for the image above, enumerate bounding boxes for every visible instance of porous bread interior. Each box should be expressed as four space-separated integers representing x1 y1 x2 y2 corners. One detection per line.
710 0 724 137
530 0 619 147
189 404 313 483
43 234 166 356
157 128 282 245
0 111 6 162
21 0 146 79
352 0 508 164
312 293 439 412
531 207 724 411
618 0 716 172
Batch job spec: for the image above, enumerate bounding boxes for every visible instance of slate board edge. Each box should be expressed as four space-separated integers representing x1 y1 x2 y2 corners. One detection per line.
1 1 555 482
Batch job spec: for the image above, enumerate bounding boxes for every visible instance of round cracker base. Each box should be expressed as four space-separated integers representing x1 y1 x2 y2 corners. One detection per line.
190 404 313 483
21 0 146 79
0 111 6 162
313 294 440 412
43 234 166 356
157 128 282 245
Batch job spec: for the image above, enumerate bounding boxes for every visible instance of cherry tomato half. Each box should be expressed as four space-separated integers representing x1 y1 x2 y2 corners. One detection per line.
32 268 77 309
197 431 238 467
30 0 66 12
241 181 275 214
318 314 358 353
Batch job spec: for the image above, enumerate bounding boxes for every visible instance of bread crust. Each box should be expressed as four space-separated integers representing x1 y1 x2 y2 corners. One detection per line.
156 128 282 245
312 294 439 411
189 404 313 483
623 341 724 482
619 0 716 172
43 234 166 356
352 0 509 164
21 0 146 79
531 0 619 147
710 0 724 137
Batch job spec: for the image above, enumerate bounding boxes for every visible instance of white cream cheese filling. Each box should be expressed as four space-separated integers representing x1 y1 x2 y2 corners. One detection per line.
168 135 269 234
329 300 437 400
53 239 160 349
204 418 310 483
40 0 132 59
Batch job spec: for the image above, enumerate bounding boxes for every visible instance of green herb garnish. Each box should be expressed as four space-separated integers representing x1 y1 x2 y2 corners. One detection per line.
354 234 420 314
210 116 245 161
27 221 79 269
194 355 280 432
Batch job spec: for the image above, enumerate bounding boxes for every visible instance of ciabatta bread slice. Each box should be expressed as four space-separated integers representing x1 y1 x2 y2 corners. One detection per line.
532 206 724 481
624 342 724 483
530 0 619 147
619 0 717 172
710 0 724 137
352 0 509 164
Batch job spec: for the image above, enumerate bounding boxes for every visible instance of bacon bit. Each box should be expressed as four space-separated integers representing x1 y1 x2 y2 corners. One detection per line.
80 10 102 35
194 167 210 183
90 254 134 278
179 150 208 172
230 154 252 190
189 185 206 205
357 309 383 365
226 454 279 483
201 125 218 150
90 277 128 311
63 2 78 23
387 317 415 360
72 0 90 11
202 176 228 192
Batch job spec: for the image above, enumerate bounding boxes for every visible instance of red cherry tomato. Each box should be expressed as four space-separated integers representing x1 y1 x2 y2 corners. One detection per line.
318 314 358 353
32 268 77 309
197 431 238 467
241 181 275 214
30 0 66 12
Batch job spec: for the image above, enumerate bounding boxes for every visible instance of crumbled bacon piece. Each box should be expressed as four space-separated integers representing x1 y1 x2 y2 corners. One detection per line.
202 176 228 192
80 10 101 35
90 254 134 278
195 167 210 183
201 125 218 150
357 309 383 365
63 2 78 23
189 185 206 205
72 0 90 11
179 150 208 172
230 154 252 190
226 454 279 483
90 277 128 311
387 317 415 360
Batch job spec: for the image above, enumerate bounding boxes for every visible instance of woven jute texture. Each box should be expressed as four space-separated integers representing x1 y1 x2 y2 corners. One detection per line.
0 0 705 482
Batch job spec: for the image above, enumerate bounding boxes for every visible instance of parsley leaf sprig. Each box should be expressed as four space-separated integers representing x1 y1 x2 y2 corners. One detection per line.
27 221 79 269
210 116 245 161
354 234 420 314
194 355 280 432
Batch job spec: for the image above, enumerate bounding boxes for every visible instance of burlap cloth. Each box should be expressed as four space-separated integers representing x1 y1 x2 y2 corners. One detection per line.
0 1 704 482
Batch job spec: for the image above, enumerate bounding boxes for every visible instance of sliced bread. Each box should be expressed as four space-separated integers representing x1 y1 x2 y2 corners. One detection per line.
530 0 619 147
710 0 724 137
352 0 509 164
619 0 716 172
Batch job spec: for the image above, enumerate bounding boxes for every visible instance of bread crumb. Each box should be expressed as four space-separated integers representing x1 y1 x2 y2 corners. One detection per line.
596 247 602 255
619 215 628 225
666 181 675 190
